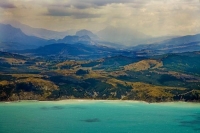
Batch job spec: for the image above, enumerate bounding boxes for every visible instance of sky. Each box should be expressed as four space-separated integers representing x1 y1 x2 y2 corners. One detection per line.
0 0 200 37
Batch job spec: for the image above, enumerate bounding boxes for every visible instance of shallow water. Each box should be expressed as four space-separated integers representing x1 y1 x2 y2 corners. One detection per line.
0 100 200 133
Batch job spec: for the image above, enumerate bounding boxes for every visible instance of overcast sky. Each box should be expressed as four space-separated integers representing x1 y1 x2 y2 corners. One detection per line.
0 0 200 37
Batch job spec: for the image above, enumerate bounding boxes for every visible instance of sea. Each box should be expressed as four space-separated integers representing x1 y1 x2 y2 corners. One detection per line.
0 100 200 133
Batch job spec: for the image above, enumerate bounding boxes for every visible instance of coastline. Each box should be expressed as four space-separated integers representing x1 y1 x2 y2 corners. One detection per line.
1 99 200 106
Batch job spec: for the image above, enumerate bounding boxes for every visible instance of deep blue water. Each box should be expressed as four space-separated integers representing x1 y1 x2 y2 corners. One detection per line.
0 100 200 133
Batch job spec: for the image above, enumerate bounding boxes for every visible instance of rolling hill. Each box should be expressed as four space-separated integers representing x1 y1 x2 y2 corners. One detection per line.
20 43 118 59
0 50 200 102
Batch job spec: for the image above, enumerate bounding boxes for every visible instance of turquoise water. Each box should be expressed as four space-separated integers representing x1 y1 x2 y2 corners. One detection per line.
0 100 200 133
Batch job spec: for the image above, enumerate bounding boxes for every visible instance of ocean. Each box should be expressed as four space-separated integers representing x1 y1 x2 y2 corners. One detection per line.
0 100 200 133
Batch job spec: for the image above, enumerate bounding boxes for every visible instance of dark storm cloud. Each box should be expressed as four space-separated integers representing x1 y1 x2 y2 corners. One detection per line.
45 0 145 19
72 3 93 9
46 8 101 19
0 1 16 8
48 0 144 9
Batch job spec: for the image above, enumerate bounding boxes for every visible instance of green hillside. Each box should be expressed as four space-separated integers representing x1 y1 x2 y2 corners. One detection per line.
0 51 200 102
162 52 200 75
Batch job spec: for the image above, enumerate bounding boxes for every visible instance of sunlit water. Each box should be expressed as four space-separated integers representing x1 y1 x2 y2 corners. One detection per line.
0 100 200 133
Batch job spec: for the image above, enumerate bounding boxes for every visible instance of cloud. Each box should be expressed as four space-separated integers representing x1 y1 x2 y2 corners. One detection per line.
46 8 101 19
85 0 135 6
1 0 200 37
0 1 16 8
47 0 147 9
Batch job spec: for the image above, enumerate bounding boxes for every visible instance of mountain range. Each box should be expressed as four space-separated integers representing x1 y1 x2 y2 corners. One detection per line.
2 21 178 46
2 20 76 40
1 21 200 57
132 34 200 55
0 23 98 51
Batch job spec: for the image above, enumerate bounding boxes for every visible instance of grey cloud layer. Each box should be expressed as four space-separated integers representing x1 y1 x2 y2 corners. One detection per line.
46 8 101 18
45 0 145 19
47 0 146 9
0 1 16 8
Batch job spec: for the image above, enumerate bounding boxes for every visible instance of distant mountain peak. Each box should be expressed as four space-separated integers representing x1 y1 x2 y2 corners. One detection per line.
0 23 22 33
76 29 99 40
57 35 95 45
97 26 151 46
0 23 48 51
